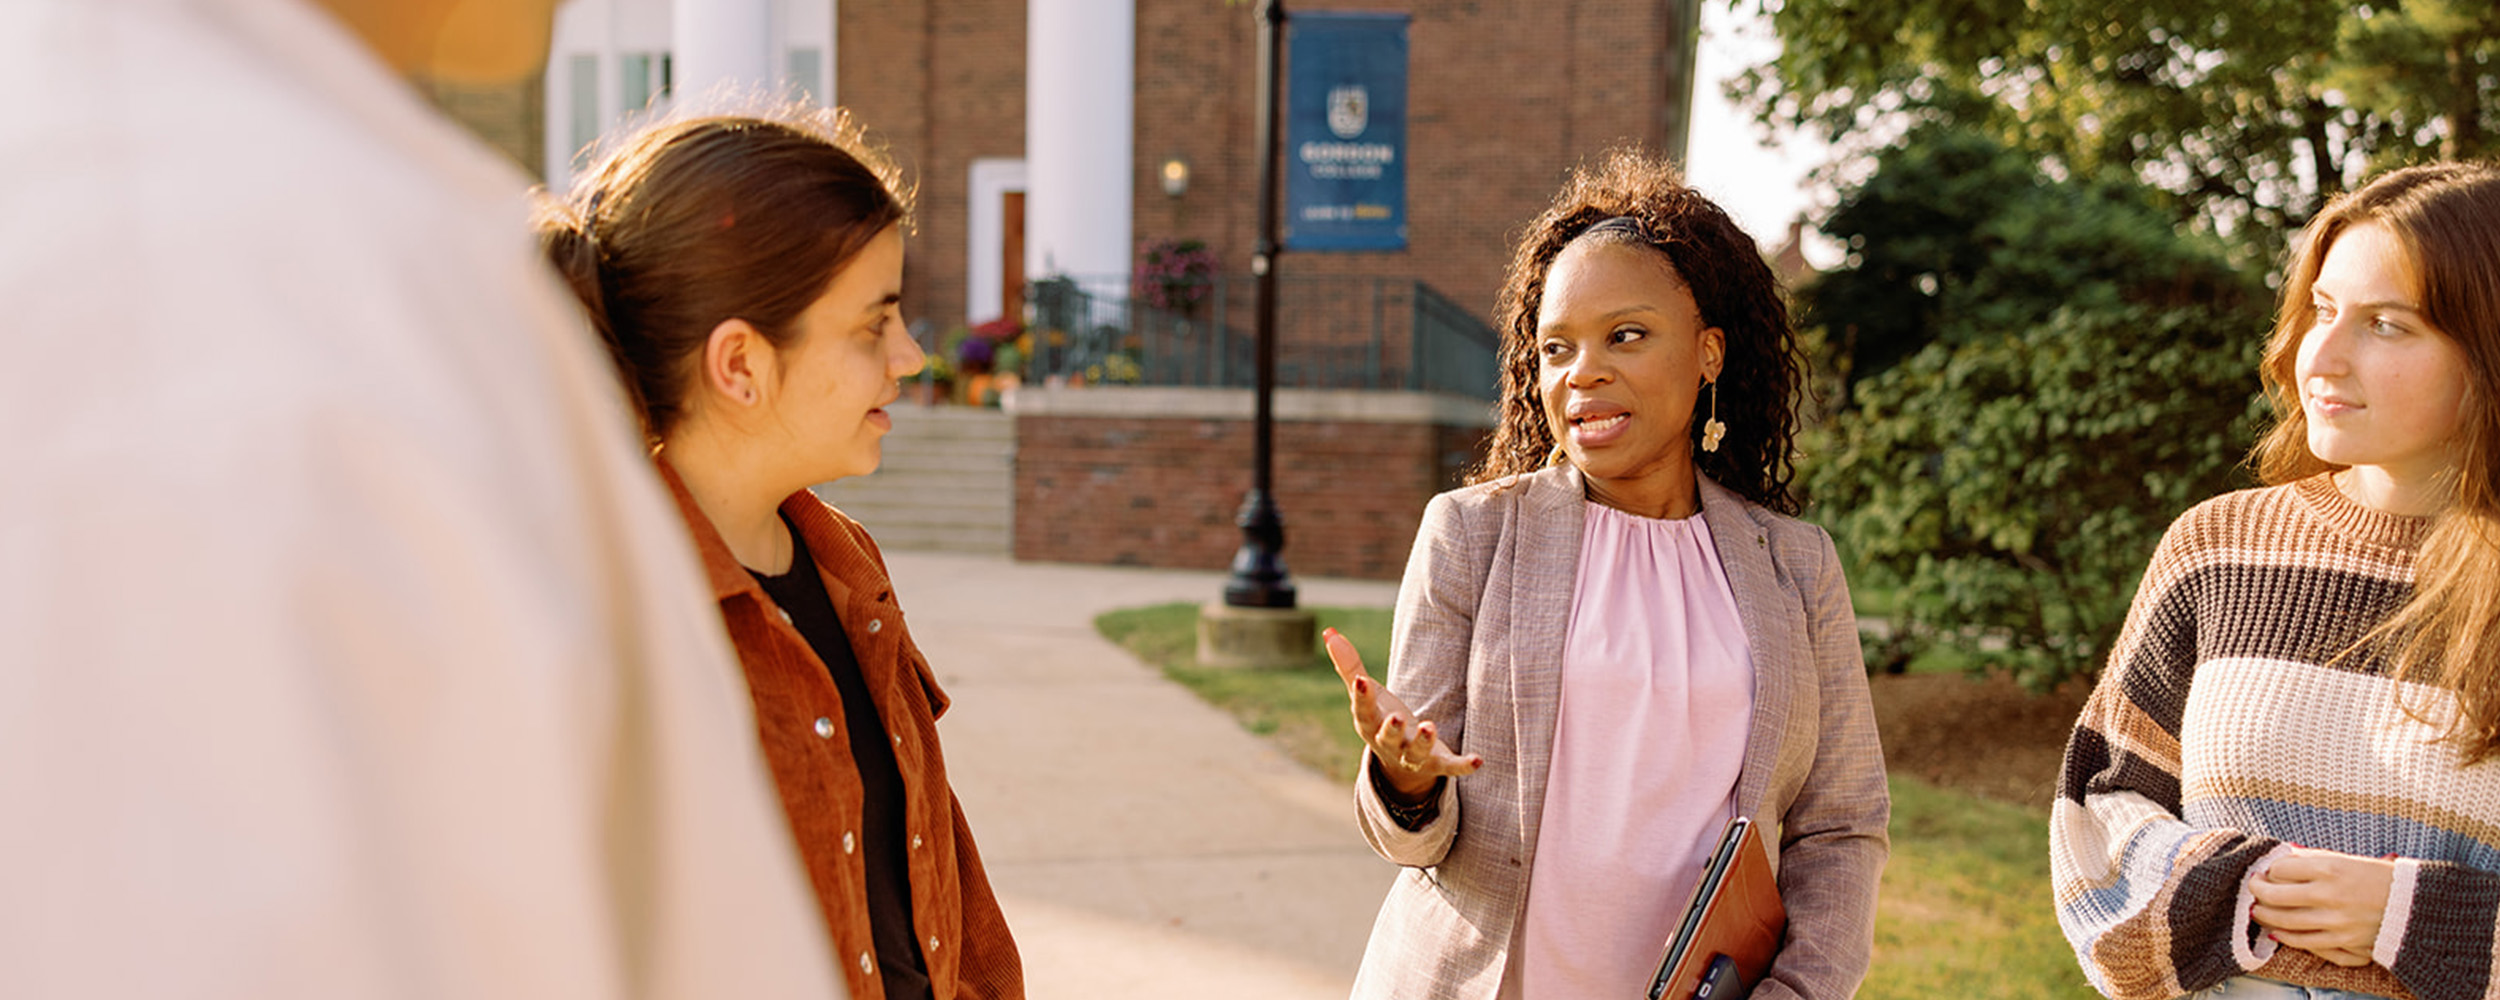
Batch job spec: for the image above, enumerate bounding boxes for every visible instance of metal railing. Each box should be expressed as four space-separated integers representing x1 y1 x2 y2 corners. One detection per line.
1018 273 1501 400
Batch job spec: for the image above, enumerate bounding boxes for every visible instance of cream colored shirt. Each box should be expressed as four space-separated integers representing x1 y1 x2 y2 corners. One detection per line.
0 1 845 998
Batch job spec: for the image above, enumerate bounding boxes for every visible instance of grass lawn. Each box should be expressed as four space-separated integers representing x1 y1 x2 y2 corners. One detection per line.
1094 601 2098 1000
1868 776 2098 999
1095 602 1382 780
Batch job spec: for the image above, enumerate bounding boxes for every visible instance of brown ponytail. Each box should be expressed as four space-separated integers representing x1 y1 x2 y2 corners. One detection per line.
532 107 911 440
537 203 644 416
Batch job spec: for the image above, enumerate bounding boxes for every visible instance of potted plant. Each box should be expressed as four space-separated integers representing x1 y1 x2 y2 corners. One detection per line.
1084 352 1145 386
1132 238 1220 316
912 347 955 405
1133 238 1220 315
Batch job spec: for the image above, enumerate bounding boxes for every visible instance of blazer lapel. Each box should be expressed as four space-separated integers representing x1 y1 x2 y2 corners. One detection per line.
1698 475 1795 826
1508 464 1584 859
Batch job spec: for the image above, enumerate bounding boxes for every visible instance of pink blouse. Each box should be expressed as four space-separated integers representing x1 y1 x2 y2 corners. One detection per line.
1515 501 1756 998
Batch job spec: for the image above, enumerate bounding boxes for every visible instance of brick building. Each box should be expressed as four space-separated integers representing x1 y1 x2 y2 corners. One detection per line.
436 0 1704 578
522 0 1704 337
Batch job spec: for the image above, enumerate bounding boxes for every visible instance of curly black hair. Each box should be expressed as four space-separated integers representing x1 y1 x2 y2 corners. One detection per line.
1468 148 1805 515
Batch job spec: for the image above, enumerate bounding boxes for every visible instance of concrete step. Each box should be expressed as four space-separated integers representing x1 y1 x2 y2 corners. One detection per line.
886 403 1012 434
822 469 1011 496
810 402 1016 555
843 522 1010 553
870 447 1016 471
881 431 1014 453
852 490 1011 512
819 498 1012 525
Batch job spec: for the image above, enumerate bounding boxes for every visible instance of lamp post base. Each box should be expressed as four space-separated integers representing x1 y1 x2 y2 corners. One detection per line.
1221 488 1297 609
1196 601 1318 669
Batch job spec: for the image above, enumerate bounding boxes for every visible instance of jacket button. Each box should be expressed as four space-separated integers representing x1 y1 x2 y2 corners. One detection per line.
843 831 856 854
867 618 883 634
814 717 835 739
892 734 903 746
858 952 873 974
910 834 922 850
928 935 941 951
777 607 794 625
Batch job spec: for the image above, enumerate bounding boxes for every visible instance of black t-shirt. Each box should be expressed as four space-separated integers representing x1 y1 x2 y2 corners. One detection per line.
750 517 931 1000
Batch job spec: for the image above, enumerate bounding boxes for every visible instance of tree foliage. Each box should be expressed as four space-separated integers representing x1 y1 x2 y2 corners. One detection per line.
1744 0 2500 245
1798 127 2271 686
1806 126 2255 393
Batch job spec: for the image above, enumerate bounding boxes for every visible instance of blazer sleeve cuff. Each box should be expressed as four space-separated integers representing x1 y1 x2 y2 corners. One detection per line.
1354 749 1460 867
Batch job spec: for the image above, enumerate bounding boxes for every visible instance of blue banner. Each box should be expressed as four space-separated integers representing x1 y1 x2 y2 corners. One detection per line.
1284 12 1408 252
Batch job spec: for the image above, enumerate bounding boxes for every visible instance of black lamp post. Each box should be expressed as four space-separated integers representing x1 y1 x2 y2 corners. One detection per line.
1223 0 1296 610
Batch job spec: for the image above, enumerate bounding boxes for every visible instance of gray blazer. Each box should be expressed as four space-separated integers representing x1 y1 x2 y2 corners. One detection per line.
1350 465 1888 1000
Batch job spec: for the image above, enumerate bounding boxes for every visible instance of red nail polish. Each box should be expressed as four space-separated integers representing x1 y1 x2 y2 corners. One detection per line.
1354 678 1368 693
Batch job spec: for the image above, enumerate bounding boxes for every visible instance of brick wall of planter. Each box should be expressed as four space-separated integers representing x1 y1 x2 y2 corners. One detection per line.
1010 386 1493 580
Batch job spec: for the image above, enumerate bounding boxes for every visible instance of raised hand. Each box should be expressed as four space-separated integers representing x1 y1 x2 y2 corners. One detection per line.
1322 627 1482 804
2249 848 2397 968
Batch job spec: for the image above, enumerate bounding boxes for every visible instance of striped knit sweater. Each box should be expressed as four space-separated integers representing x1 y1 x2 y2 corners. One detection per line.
2051 473 2500 1000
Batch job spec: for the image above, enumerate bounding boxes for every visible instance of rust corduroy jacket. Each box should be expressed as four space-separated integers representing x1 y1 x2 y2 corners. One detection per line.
658 459 1024 1000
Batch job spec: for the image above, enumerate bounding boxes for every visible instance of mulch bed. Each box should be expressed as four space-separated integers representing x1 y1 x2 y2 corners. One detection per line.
1868 671 2093 812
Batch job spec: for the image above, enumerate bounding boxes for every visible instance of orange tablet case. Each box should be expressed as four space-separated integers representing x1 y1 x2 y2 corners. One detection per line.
1646 816 1787 1000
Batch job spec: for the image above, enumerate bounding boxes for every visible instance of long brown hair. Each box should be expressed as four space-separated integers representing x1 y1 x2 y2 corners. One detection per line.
2253 161 2500 761
534 108 911 439
1469 148 1804 514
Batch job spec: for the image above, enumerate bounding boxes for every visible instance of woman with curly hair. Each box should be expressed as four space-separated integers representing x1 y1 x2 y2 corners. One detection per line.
2053 163 2500 1000
1327 149 1888 999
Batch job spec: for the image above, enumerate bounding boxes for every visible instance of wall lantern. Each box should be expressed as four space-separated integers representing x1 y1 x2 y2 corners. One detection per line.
1160 156 1191 198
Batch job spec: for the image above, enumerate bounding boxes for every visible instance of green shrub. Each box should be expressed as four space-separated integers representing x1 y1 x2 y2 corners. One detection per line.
1801 127 2272 688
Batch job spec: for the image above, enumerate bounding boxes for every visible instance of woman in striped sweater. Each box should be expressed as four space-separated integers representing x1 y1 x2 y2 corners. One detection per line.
2053 163 2500 1000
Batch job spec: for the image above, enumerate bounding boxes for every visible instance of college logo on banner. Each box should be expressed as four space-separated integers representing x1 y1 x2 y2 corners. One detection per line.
1327 85 1368 139
1286 12 1408 252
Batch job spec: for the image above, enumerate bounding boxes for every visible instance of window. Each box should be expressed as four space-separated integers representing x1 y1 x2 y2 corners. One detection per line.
621 53 654 112
786 47 823 105
567 54 599 162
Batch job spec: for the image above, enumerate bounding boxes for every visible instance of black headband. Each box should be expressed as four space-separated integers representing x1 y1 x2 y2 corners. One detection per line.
1576 215 1648 242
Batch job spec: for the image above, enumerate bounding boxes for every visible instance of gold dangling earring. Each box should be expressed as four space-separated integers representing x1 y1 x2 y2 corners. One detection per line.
1701 379 1727 453
1546 442 1568 467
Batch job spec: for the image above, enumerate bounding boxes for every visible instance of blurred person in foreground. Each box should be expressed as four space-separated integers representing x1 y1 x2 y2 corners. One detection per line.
1325 149 1889 999
536 111 1023 1000
0 1 846 998
2054 163 2500 1000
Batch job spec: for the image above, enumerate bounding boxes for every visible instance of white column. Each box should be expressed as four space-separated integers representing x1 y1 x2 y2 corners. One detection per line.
673 0 774 102
1026 0 1135 289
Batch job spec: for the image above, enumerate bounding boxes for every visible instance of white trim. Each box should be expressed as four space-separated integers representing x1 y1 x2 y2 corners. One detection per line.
1003 386 1498 428
544 0 675 187
2374 858 2420 968
966 159 1030 326
779 0 834 105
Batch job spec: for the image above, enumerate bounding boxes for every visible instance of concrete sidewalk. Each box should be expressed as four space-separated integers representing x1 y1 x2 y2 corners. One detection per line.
885 551 1401 999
